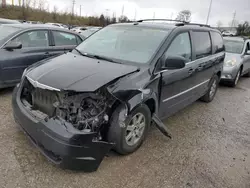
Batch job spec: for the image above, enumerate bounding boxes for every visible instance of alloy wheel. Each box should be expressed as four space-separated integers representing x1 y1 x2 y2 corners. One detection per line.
125 113 146 146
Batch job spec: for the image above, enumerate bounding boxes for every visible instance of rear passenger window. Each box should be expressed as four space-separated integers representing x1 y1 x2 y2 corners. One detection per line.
165 32 192 61
193 32 212 59
52 31 78 46
211 32 224 53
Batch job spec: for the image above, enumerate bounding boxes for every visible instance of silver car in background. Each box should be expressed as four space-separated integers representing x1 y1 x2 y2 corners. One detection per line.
221 37 250 86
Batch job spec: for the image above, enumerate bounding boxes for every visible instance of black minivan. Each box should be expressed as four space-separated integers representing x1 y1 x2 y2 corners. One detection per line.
12 20 225 171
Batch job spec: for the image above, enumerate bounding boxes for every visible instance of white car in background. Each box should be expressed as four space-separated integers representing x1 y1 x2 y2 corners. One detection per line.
45 22 67 29
71 26 92 33
222 30 236 36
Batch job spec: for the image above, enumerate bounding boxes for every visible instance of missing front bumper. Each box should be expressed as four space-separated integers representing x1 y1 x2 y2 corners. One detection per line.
12 86 114 172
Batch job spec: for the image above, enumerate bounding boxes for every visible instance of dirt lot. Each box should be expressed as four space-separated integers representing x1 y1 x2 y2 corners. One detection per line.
0 78 250 188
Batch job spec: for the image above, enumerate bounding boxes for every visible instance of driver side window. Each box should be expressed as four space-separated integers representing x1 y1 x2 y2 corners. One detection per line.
11 30 49 48
165 32 192 62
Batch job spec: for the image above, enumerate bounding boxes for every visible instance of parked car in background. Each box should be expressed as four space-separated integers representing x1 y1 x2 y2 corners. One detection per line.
222 30 236 36
221 37 250 86
13 20 224 171
0 18 20 25
45 23 67 28
79 27 102 38
0 24 84 89
71 26 92 33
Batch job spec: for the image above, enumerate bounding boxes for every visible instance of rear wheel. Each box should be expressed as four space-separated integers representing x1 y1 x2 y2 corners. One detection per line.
108 104 151 155
200 75 219 102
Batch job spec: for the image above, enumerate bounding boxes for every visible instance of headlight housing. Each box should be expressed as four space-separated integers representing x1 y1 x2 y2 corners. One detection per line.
224 59 237 67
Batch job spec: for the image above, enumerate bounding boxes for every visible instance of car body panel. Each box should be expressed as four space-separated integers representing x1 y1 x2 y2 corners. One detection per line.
12 23 224 171
0 24 84 88
221 38 250 82
26 52 138 92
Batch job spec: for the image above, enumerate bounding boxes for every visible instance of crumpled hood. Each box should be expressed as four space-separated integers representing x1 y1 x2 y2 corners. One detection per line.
26 52 138 92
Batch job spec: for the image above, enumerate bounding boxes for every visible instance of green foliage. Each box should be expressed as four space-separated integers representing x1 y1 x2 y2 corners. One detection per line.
237 21 250 36
0 5 128 26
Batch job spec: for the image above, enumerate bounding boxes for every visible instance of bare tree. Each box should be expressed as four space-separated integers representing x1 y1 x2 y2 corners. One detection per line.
32 0 37 8
52 6 58 21
26 0 32 8
176 10 191 22
38 0 45 10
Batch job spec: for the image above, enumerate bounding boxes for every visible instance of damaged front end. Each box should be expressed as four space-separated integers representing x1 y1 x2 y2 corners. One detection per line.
17 77 118 171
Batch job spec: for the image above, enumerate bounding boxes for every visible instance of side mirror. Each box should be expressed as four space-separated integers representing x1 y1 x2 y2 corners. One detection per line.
4 42 22 51
245 50 250 55
163 55 186 70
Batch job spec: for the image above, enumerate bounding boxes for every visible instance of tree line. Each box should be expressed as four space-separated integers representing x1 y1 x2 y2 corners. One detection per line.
0 4 130 26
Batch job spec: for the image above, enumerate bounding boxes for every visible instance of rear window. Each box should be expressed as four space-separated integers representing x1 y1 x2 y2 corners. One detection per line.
193 31 212 59
211 32 224 53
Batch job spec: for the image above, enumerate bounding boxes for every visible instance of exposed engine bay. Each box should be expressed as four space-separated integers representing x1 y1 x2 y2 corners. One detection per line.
21 78 116 134
55 89 115 133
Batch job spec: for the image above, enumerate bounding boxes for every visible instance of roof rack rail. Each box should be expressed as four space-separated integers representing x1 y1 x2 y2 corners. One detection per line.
135 19 210 27
185 22 210 27
136 19 187 23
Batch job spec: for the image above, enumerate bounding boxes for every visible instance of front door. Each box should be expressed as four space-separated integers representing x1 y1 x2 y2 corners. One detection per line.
158 32 199 118
0 30 51 84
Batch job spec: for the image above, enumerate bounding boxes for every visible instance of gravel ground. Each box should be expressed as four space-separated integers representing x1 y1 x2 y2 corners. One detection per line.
0 78 250 188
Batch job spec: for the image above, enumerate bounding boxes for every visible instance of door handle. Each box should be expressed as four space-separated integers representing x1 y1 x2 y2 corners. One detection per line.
188 68 193 74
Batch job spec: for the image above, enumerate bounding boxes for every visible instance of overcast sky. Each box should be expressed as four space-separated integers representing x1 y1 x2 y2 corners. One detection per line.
8 0 250 26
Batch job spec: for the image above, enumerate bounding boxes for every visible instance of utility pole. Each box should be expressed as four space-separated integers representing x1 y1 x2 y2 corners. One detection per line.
80 5 82 17
134 9 137 21
170 12 173 20
121 5 124 17
72 0 75 16
206 0 213 24
231 11 236 31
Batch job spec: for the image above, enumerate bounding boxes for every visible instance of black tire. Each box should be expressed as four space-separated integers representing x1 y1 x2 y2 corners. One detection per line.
108 104 151 155
229 69 241 87
200 75 219 103
244 70 250 77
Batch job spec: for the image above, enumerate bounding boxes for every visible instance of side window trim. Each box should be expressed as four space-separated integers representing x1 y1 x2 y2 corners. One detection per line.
51 30 78 47
164 31 193 62
210 31 224 54
191 30 212 60
10 29 50 49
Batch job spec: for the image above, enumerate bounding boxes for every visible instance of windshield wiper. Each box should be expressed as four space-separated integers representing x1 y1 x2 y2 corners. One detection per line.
74 49 122 64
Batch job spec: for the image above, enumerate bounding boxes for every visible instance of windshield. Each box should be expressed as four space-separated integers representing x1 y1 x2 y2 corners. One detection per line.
224 40 244 54
0 25 21 41
76 25 170 64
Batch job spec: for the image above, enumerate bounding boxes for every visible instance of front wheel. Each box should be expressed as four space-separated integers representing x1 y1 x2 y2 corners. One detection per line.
229 69 241 87
108 104 151 155
200 75 219 102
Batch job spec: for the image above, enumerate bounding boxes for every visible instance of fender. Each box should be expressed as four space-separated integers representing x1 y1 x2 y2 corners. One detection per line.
106 71 171 138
